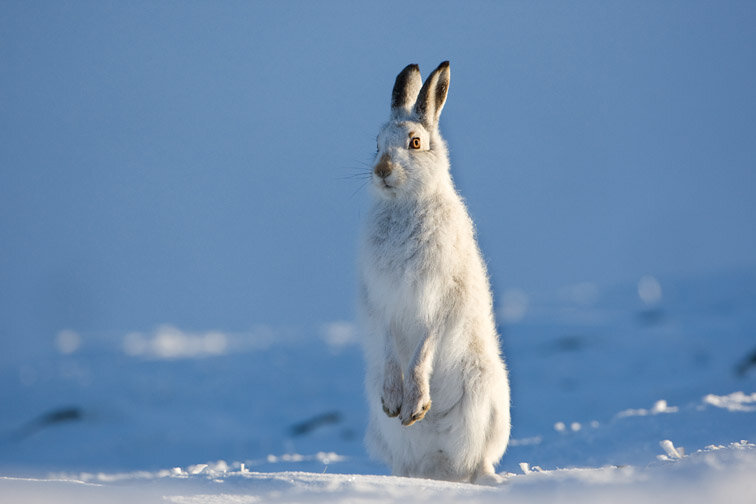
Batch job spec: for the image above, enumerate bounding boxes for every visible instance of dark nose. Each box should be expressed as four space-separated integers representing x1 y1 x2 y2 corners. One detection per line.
374 153 393 179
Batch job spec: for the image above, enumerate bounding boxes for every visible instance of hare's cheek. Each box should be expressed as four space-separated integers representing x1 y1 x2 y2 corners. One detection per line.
390 164 407 183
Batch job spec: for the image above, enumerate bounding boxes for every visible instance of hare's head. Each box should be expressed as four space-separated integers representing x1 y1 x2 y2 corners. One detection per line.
372 62 451 199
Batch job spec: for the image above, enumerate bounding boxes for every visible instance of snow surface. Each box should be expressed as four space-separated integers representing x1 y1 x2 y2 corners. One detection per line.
2 2 756 502
2 444 756 504
1 271 755 502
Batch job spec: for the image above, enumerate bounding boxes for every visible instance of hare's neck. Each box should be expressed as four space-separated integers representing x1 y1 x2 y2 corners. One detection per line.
382 183 444 211
372 185 458 240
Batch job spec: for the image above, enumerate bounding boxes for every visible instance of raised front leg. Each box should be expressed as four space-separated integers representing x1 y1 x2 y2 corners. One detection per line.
400 333 437 426
381 353 403 417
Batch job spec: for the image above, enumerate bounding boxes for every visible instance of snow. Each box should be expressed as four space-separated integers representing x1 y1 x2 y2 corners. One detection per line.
2 2 756 502
658 439 684 460
1 271 755 502
122 326 229 360
1 443 755 503
616 399 679 418
703 392 756 413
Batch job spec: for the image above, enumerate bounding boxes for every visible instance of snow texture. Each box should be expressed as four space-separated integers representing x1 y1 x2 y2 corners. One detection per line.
1 271 755 502
1 1 756 502
1 443 755 503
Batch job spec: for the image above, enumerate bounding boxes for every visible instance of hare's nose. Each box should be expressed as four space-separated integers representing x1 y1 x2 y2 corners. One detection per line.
374 153 393 179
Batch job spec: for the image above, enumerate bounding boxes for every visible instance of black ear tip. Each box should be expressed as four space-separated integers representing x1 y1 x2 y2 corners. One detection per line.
439 61 450 69
396 64 420 80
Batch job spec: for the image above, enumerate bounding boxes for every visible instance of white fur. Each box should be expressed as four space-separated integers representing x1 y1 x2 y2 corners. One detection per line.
358 62 511 484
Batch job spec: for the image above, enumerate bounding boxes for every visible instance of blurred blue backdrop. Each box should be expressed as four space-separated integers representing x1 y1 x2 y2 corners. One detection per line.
2 1 755 344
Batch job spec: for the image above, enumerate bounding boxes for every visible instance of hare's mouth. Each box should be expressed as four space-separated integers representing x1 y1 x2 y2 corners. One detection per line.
373 176 395 190
375 178 399 198
373 169 403 195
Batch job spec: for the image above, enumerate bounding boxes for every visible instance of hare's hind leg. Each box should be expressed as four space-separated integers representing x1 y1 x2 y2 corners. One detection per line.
365 415 393 467
415 449 460 482
471 461 504 485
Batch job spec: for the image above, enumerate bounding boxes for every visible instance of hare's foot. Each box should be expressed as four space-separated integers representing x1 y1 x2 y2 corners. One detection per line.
471 463 505 486
400 380 431 426
381 371 403 418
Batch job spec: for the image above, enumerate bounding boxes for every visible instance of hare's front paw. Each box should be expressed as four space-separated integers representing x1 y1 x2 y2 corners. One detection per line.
400 380 431 426
381 373 403 418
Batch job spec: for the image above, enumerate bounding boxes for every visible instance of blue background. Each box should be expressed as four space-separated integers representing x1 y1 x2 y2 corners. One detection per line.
2 1 755 344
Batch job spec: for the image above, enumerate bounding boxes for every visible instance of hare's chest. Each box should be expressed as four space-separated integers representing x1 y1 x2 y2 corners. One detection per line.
364 224 449 321
368 210 434 271
363 241 417 317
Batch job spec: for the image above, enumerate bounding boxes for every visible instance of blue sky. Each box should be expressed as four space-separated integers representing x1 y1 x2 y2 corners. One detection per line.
2 1 755 340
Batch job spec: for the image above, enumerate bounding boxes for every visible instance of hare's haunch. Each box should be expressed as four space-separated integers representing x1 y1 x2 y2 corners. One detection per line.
359 62 511 484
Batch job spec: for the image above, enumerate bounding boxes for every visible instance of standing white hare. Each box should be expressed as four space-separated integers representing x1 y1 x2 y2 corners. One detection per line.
359 61 511 484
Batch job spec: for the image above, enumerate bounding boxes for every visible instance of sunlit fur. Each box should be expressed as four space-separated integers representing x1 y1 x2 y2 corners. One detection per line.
359 62 511 484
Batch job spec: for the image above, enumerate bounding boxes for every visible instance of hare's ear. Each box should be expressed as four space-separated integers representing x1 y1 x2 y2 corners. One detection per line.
391 64 422 119
413 61 450 128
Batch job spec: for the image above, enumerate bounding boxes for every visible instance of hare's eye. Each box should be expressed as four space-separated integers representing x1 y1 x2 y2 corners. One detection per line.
409 137 421 150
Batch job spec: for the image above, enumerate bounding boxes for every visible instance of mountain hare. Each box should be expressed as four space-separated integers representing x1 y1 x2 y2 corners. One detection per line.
359 61 511 484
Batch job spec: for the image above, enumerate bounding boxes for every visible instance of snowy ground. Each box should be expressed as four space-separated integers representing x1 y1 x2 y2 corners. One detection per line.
3 2 755 501
1 269 755 502
2 444 756 504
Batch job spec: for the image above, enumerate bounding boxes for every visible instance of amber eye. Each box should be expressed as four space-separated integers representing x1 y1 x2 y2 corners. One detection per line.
409 137 421 150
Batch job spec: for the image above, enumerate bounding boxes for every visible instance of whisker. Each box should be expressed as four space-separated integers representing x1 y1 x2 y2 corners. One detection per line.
349 179 370 199
336 172 372 180
334 156 376 195
335 160 373 181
